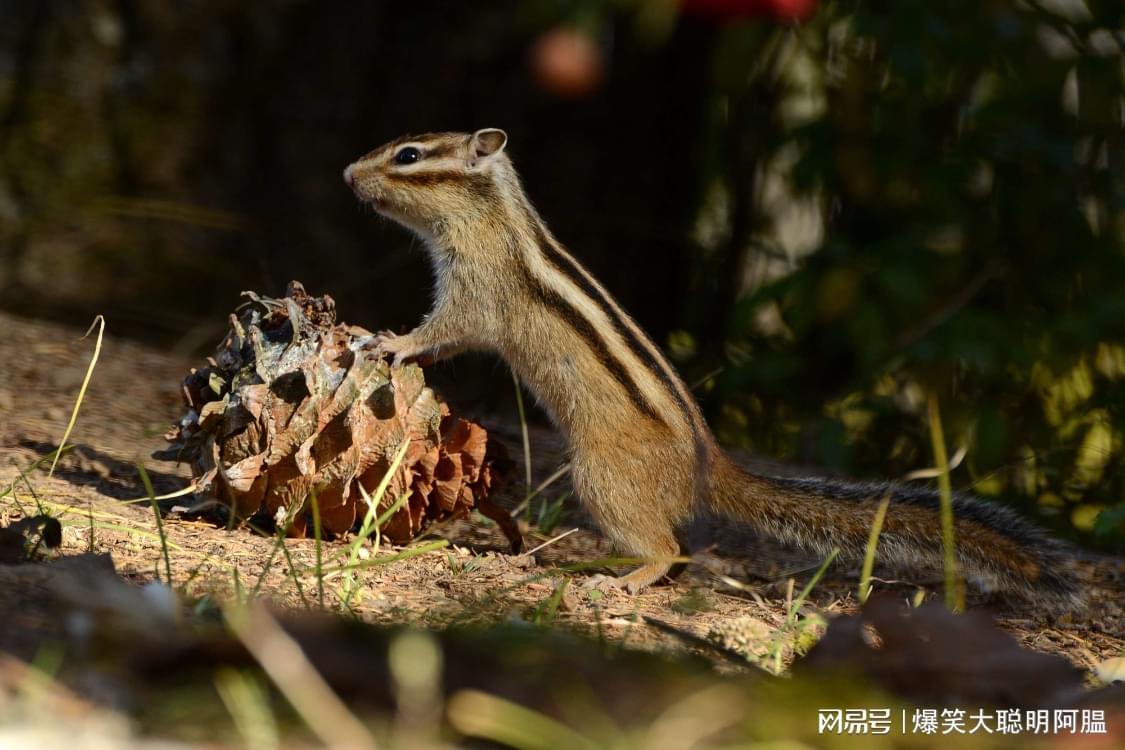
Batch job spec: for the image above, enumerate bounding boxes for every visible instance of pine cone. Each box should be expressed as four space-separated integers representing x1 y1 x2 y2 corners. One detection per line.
160 281 521 551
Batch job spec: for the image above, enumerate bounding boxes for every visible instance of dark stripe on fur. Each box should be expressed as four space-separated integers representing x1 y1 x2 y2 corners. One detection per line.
386 170 497 200
385 170 465 186
530 222 683 400
529 219 710 460
512 252 663 424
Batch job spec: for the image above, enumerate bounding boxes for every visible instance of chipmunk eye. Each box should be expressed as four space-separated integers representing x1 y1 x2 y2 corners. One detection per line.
394 147 422 165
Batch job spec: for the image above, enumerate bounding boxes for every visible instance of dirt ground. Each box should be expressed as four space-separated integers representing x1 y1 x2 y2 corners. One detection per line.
0 309 1122 682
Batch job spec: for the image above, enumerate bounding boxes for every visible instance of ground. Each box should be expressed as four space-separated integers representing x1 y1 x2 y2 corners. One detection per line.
0 310 1122 748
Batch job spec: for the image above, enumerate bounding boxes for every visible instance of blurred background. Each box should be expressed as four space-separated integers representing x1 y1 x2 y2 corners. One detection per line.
1 0 1122 550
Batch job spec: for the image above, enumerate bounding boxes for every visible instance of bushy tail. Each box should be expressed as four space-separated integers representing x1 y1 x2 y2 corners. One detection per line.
707 457 1084 611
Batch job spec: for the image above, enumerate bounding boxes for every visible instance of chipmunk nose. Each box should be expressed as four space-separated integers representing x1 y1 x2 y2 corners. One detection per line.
343 164 356 188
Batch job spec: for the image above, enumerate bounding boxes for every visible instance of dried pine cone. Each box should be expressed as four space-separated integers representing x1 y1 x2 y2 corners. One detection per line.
160 281 521 551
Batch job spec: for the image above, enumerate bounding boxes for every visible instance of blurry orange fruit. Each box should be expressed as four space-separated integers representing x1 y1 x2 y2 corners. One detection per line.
530 26 604 98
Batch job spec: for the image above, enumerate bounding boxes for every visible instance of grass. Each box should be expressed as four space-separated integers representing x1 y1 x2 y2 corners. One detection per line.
761 547 838 673
138 463 173 586
247 520 308 602
310 490 325 609
528 578 570 625
446 680 775 750
511 463 570 519
508 370 575 528
225 604 378 750
0 318 102 566
12 464 47 524
341 439 412 608
786 548 839 626
531 491 571 535
448 689 597 750
46 316 104 482
858 490 892 604
511 369 533 500
1 447 72 502
927 393 965 612
316 539 451 575
213 668 279 750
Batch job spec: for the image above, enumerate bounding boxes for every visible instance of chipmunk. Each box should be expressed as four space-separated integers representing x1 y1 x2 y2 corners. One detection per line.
343 128 1083 611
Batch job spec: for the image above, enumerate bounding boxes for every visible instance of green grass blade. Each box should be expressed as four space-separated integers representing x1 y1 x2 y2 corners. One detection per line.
232 566 244 604
448 689 598 750
342 438 412 607
858 492 892 604
247 521 298 601
316 539 449 575
214 668 280 750
788 547 839 624
278 534 309 608
310 488 324 609
927 393 963 612
510 369 533 509
510 464 570 519
48 316 104 481
138 463 173 586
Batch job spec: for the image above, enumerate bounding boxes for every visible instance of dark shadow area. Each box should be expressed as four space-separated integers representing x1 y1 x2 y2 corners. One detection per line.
17 440 190 501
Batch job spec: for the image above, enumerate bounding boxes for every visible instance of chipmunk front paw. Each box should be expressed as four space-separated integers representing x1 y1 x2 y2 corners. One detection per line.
369 330 424 368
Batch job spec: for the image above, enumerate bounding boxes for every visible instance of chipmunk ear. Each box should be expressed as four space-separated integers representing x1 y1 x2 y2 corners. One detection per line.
469 128 508 167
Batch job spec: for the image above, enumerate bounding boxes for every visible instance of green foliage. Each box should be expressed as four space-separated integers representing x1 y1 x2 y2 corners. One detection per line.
532 492 571 535
698 1 1124 549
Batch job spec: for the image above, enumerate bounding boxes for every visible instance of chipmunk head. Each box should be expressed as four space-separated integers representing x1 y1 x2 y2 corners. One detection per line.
344 129 513 240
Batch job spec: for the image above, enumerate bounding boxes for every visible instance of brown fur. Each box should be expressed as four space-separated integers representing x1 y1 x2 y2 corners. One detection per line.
343 129 1084 610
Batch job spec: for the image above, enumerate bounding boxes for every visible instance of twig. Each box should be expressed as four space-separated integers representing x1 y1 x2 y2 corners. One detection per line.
522 527 579 557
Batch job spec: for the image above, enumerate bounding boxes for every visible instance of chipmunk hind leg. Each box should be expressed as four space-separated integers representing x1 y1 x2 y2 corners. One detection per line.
571 442 694 593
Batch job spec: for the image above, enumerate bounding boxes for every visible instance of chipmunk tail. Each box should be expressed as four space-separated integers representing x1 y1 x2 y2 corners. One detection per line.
706 456 1086 612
